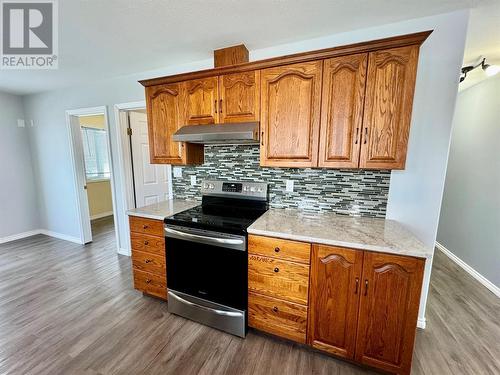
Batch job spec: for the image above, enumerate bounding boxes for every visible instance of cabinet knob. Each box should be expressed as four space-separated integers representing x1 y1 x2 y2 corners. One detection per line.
143 225 149 229
273 306 279 313
146 279 151 284
274 267 279 273
274 247 280 253
145 259 152 264
144 241 149 246
364 279 369 296
355 277 359 294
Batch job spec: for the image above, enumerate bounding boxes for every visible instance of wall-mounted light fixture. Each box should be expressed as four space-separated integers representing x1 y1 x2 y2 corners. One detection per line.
460 57 500 83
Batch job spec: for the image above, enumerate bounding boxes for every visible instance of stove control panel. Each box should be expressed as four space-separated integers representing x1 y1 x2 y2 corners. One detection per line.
201 180 268 201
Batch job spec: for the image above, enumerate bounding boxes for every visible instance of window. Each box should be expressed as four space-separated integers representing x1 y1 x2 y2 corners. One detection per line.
81 127 110 181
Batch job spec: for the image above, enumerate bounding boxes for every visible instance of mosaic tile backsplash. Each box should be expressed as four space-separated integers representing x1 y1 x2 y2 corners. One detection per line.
172 145 391 218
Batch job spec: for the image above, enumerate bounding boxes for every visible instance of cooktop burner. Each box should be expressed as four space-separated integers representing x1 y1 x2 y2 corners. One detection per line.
164 181 269 235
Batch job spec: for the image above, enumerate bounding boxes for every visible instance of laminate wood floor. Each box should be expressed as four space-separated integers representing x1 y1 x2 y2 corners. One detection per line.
0 217 498 375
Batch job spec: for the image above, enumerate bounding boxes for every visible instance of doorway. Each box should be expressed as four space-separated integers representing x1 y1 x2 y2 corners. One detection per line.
114 102 172 255
66 106 119 246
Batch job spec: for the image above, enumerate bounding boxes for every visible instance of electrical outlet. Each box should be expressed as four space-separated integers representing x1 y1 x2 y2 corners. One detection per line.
173 167 182 178
190 175 197 186
285 180 294 192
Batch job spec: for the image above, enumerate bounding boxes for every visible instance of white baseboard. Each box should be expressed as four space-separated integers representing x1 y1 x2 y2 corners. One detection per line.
117 247 131 256
436 242 500 298
417 318 426 329
90 211 113 220
0 229 43 244
39 230 83 244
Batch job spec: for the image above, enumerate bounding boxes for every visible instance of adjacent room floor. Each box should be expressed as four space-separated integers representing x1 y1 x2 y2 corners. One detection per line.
0 217 498 374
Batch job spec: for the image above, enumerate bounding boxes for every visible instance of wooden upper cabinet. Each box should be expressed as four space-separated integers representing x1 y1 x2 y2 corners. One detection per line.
183 77 219 125
260 61 323 167
219 71 260 123
360 45 419 169
308 245 363 360
318 54 368 168
355 252 425 375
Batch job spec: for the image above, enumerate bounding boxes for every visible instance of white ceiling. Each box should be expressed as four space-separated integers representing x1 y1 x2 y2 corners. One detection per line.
0 0 497 95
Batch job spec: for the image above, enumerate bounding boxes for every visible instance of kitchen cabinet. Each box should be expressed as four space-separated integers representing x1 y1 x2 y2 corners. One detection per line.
259 61 323 168
145 83 204 165
318 54 368 168
360 45 420 169
219 71 260 123
307 245 363 359
355 251 424 374
129 216 167 300
183 77 219 125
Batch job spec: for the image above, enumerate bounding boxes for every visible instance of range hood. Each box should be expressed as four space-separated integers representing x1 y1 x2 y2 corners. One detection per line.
172 122 260 145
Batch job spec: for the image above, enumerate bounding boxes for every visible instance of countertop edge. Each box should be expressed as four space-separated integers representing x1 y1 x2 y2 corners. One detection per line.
247 228 432 259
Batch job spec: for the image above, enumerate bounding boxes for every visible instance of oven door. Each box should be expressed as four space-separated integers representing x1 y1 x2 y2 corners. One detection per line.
165 225 247 311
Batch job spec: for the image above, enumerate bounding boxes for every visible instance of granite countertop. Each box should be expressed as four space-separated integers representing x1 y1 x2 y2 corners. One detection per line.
247 208 432 259
126 199 199 221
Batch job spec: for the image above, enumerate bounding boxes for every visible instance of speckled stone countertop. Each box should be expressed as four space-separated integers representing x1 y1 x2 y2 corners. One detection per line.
126 199 199 221
247 208 432 259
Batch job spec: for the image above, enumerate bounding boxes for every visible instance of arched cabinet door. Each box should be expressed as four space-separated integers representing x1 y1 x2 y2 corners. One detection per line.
307 245 363 359
219 71 260 123
260 61 322 167
183 77 219 125
355 251 425 375
359 45 419 169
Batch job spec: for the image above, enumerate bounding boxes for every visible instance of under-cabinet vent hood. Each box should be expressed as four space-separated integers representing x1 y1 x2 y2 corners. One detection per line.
172 122 260 145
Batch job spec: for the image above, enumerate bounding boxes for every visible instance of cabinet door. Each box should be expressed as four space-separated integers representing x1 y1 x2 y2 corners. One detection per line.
145 83 186 164
355 252 425 375
260 61 322 167
183 77 219 124
307 245 363 359
318 54 367 168
360 45 419 169
219 71 260 123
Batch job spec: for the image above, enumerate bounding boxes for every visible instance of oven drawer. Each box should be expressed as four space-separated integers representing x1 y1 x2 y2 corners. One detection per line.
248 291 307 343
132 250 166 276
129 216 164 237
133 269 167 300
248 255 310 305
131 232 165 256
249 235 311 264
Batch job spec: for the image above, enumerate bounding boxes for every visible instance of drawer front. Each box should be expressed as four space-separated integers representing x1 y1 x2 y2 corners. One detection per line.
248 292 307 343
248 255 310 305
132 250 166 276
131 232 165 256
133 269 167 300
249 235 311 264
129 216 164 237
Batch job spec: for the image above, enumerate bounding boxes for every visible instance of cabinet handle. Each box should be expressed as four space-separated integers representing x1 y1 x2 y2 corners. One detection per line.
364 128 368 145
273 306 279 313
143 225 149 230
214 99 218 113
145 259 152 264
355 277 359 294
146 279 152 284
261 132 264 146
274 247 280 253
144 240 149 246
355 128 359 145
364 279 369 296
274 267 279 273
219 99 222 113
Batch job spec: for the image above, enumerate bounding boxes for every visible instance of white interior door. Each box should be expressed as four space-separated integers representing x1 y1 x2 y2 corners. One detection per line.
129 111 171 207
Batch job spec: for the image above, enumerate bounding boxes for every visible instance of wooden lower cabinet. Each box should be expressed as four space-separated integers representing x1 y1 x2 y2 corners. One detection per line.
248 235 425 375
129 216 167 300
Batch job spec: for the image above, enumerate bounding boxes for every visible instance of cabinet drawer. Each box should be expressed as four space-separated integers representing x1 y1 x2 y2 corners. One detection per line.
248 255 310 305
249 235 311 264
248 292 307 343
129 216 164 237
133 269 167 300
132 250 166 276
131 232 165 256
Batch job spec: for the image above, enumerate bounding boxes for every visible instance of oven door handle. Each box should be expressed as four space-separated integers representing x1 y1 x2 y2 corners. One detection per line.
164 227 244 246
168 291 243 318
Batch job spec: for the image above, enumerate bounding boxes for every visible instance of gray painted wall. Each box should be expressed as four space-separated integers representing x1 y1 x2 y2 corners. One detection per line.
0 91 39 238
438 75 500 288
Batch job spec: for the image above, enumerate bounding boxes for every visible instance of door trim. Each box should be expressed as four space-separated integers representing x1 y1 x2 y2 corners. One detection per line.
66 106 119 249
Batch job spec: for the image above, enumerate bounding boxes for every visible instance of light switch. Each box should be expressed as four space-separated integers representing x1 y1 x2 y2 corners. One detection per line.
285 180 294 192
190 175 197 186
173 167 182 178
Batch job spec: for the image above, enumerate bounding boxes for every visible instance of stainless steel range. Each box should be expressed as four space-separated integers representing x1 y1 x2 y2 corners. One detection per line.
164 180 268 337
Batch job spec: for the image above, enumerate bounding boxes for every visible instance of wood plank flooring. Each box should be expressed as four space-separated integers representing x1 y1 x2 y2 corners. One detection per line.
0 217 498 375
